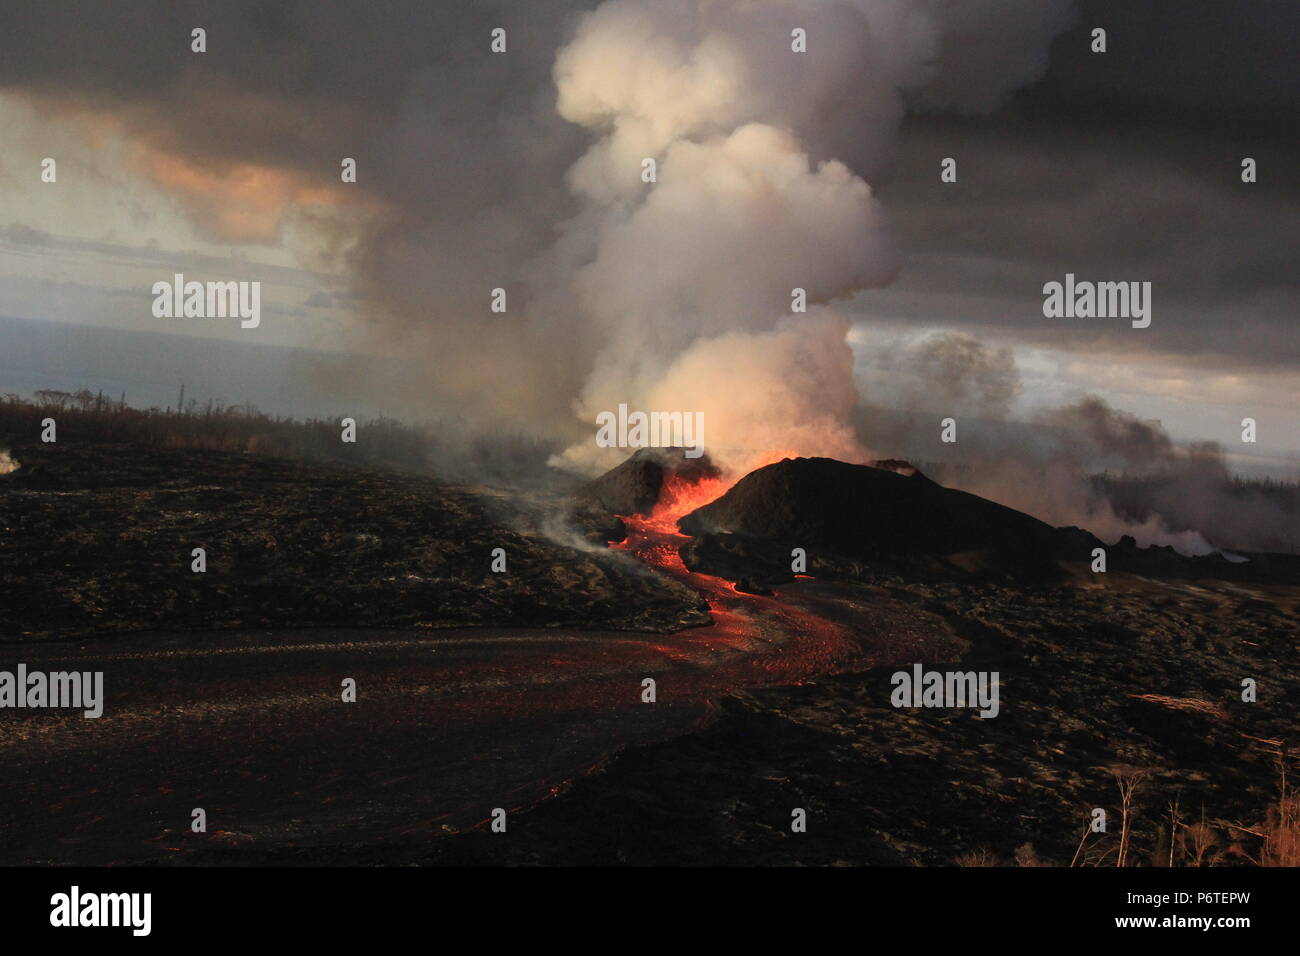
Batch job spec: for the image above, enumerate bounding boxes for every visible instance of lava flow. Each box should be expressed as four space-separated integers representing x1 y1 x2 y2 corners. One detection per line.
611 448 793 572
609 459 870 680
611 470 729 571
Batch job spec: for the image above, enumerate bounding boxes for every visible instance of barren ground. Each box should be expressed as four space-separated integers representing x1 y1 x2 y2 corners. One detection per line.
2 443 1297 865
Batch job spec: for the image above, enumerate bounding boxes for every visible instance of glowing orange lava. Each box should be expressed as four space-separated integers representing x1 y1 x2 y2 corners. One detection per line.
618 449 797 542
633 474 728 535
612 450 796 580
606 450 871 687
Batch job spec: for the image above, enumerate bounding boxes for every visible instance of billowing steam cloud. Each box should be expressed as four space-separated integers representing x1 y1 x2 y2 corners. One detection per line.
541 0 1077 474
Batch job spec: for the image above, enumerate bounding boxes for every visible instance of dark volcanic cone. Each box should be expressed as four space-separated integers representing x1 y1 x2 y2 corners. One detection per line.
678 457 1075 583
576 447 720 518
567 448 721 546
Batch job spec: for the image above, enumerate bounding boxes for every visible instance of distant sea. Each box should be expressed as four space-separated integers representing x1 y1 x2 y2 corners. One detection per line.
0 315 397 420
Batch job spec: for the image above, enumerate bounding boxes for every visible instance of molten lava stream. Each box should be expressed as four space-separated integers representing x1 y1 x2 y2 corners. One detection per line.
611 468 865 680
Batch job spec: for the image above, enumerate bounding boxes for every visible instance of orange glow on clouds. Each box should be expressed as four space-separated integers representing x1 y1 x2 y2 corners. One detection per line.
143 151 353 244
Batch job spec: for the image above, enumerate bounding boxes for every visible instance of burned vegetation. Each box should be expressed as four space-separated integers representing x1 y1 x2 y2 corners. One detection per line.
0 432 709 640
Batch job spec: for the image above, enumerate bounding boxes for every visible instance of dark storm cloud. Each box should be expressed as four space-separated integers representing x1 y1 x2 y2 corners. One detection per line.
0 0 601 425
1028 0 1300 133
874 114 1299 368
0 0 593 279
872 0 1298 373
0 1 589 170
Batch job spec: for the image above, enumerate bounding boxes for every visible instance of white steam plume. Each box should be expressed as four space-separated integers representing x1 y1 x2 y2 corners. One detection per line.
546 0 1077 475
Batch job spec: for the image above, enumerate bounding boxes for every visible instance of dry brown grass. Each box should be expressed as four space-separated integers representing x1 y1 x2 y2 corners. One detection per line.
963 755 1299 867
954 848 1002 867
1229 753 1300 866
1114 769 1147 867
1254 791 1300 865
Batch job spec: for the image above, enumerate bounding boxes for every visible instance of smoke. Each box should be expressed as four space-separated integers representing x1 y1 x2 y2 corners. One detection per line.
854 333 1300 553
550 120 894 474
540 0 1076 474
0 0 1080 472
12 3 1291 551
865 331 1022 421
639 311 869 472
1041 396 1175 466
1020 399 1296 554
